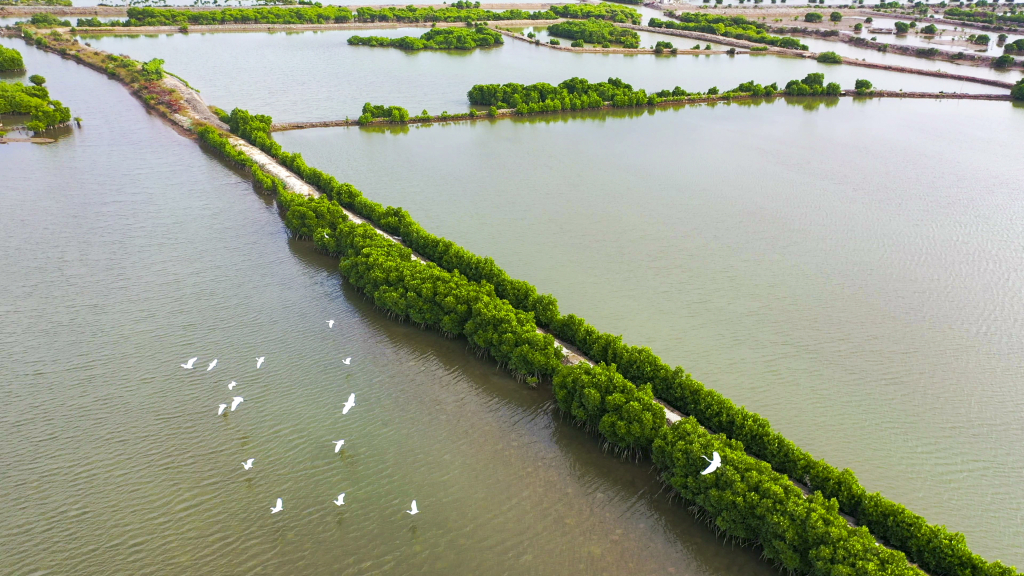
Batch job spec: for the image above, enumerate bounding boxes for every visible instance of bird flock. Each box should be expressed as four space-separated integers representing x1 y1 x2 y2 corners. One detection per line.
181 320 419 518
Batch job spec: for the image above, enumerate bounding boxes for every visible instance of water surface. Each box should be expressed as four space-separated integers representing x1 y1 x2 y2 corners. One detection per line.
0 38 779 576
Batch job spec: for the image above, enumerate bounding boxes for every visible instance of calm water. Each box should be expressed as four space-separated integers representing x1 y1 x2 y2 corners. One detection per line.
276 100 1024 566
0 39 781 576
82 26 1010 122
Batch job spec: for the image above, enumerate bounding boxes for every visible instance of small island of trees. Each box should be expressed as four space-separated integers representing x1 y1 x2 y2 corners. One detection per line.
0 46 26 71
348 26 503 51
547 19 641 48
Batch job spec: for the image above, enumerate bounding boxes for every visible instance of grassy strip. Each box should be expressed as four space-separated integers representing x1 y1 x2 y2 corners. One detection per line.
650 13 808 50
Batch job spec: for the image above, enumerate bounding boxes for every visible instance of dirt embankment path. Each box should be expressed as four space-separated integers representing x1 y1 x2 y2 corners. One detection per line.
70 19 561 35
494 26 739 55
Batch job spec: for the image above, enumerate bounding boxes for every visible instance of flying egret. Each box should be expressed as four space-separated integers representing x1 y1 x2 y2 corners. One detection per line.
228 381 237 390
181 357 197 369
242 458 254 470
342 393 356 415
327 320 334 328
207 359 218 371
342 357 351 365
333 439 346 453
217 403 228 416
231 396 244 411
700 451 722 475
333 493 345 506
256 357 264 369
270 498 283 514
406 500 419 515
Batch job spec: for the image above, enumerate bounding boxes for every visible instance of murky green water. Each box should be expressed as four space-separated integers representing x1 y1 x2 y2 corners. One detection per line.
82 25 1011 123
0 39 779 576
275 100 1024 567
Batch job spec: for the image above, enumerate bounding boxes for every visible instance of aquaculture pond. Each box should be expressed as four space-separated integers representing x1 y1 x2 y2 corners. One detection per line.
0 38 780 576
79 25 1010 122
276 98 1024 567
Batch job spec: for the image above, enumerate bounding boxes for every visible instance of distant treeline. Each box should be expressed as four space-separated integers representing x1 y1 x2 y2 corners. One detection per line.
68 2 638 28
0 0 70 5
650 13 808 50
944 7 1024 26
208 104 1018 576
348 26 503 51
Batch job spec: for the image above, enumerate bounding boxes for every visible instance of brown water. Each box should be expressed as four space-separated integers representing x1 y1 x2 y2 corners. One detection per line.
0 39 780 576
276 99 1024 567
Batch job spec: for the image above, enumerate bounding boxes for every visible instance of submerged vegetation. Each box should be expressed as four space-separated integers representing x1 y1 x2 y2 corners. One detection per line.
0 80 71 132
650 13 808 50
347 26 503 51
547 19 640 47
0 45 25 71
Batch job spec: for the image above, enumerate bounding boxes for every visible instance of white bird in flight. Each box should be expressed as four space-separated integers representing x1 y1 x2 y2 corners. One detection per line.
207 359 217 371
342 393 356 415
333 493 345 506
231 396 244 411
256 357 264 369
217 403 228 416
700 451 722 475
326 320 334 328
228 381 237 390
181 357 197 369
270 498 283 514
242 458 254 470
333 439 346 453
406 500 419 515
342 357 351 365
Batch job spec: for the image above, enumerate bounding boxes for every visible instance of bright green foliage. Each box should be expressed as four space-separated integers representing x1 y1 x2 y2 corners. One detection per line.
553 363 665 451
570 39 585 48
28 12 71 26
805 11 824 22
548 38 560 45
816 50 842 63
971 33 991 45
784 72 838 95
921 23 938 33
547 19 640 47
359 102 409 123
648 15 807 50
468 77 649 112
1013 79 1024 100
195 125 285 194
0 82 70 132
225 107 560 326
1004 39 1024 53
139 58 165 82
894 20 910 33
653 420 918 575
830 11 843 21
0 46 25 71
327 219 563 378
348 26 503 50
548 2 641 24
722 80 779 96
29 74 46 86
855 78 874 94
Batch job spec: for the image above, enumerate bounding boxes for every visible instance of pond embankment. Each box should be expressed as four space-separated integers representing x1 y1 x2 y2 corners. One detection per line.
0 2 569 18
495 27 739 54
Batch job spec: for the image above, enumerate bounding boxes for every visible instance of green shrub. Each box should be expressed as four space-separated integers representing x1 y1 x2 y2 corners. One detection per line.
894 20 910 33
830 10 843 20
359 102 409 122
993 54 1015 67
855 78 874 94
648 14 807 50
348 26 504 50
1011 78 1024 100
921 22 938 33
549 38 560 45
805 11 824 22
0 46 25 71
547 18 639 45
816 50 842 63
570 38 585 47
28 12 71 27
29 74 46 86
